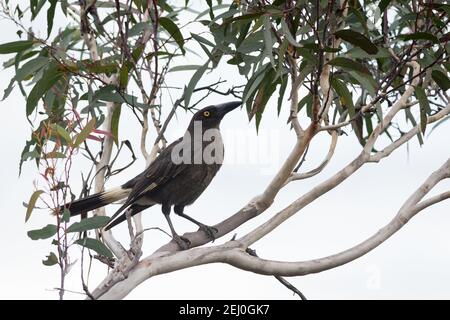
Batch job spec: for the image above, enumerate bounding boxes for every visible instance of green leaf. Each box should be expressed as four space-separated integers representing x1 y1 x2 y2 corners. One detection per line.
281 18 301 47
31 0 46 20
44 151 66 159
432 70 450 91
111 105 121 145
169 65 201 72
206 0 214 19
15 56 49 81
334 29 378 55
0 40 34 54
398 32 439 44
119 63 129 89
327 57 371 75
242 64 270 104
249 68 279 130
347 7 369 34
54 124 72 146
25 190 44 222
47 0 58 37
75 238 113 258
347 47 390 59
331 77 355 117
83 62 118 74
184 62 209 108
415 86 430 134
190 33 215 47
62 208 70 223
277 74 288 116
42 252 58 266
159 17 185 54
66 216 110 233
26 66 63 116
379 0 391 12
405 108 423 145
128 22 151 37
195 4 229 20
263 15 275 68
349 71 376 96
28 224 57 240
73 118 96 148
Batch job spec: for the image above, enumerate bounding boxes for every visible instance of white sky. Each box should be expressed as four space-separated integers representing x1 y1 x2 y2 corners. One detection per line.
0 1 449 300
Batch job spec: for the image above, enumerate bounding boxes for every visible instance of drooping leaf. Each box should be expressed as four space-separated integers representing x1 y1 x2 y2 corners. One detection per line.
169 65 201 72
15 56 49 81
54 124 72 146
111 105 121 145
349 71 377 96
398 32 439 44
0 40 34 54
405 108 424 145
249 68 279 130
75 238 113 258
242 65 269 104
327 57 371 75
280 19 301 47
195 4 229 20
28 224 57 240
379 0 392 12
128 22 151 37
432 70 450 91
190 33 215 47
73 118 97 148
25 190 44 222
119 63 129 89
415 86 430 134
31 0 46 20
66 216 110 233
263 15 275 68
184 62 209 108
335 29 378 54
159 17 185 54
47 0 58 37
277 74 288 116
26 65 63 116
331 77 355 117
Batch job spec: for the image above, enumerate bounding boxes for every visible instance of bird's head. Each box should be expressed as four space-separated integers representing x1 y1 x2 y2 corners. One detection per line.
188 101 241 131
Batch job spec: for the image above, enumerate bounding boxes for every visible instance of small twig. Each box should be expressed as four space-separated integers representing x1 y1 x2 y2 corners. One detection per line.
245 248 307 300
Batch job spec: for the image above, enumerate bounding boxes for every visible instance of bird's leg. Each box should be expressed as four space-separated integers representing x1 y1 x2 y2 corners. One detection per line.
173 205 218 241
162 204 190 250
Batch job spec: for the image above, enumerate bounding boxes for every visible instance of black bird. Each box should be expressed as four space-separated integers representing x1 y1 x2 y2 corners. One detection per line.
63 101 241 249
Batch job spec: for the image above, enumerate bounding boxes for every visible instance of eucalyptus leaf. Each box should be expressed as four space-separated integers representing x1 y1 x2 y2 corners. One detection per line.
66 216 110 233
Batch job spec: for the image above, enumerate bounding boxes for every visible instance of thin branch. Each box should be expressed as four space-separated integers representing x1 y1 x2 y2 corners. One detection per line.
286 130 338 183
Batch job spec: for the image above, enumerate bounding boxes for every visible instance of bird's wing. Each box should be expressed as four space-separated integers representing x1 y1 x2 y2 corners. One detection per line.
106 138 186 224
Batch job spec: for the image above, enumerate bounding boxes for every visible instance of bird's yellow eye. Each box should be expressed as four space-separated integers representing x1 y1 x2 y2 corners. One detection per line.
203 111 210 117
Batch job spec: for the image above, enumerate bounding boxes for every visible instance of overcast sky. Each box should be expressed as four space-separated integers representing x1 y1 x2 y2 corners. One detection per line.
1 1 449 300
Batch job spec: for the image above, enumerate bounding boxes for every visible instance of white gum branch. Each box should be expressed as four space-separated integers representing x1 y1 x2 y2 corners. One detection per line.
79 3 126 257
94 156 450 299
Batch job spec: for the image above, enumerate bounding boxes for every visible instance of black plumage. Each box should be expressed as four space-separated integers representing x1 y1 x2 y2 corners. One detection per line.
62 101 241 249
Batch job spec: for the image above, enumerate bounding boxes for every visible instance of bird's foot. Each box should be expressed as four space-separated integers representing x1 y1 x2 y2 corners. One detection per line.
173 234 191 250
198 224 218 241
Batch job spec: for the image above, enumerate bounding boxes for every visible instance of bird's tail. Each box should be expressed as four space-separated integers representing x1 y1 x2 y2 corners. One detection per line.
60 187 130 216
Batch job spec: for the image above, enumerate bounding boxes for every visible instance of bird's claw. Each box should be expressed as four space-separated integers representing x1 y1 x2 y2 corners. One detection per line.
173 234 191 250
198 224 218 241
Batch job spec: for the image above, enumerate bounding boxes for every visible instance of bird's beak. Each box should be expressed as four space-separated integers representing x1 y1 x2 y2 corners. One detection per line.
216 101 242 118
